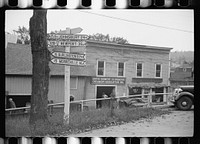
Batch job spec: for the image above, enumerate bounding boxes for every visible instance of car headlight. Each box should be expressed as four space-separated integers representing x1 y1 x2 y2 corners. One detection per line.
173 88 182 95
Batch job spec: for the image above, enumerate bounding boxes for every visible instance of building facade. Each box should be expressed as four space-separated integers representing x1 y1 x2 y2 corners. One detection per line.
6 41 172 108
170 63 194 88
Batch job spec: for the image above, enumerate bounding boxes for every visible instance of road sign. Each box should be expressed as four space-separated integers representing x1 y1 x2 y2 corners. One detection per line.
51 58 86 67
47 34 89 40
70 27 83 34
51 51 86 60
48 40 86 47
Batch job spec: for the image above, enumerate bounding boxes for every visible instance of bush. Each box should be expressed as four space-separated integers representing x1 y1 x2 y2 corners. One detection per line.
5 107 170 137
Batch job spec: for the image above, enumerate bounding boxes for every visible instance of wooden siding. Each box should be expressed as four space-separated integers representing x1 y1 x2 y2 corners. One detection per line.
6 76 84 103
85 44 170 100
6 76 31 94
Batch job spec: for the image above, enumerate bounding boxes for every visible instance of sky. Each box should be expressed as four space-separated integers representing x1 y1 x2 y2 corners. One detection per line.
5 9 194 52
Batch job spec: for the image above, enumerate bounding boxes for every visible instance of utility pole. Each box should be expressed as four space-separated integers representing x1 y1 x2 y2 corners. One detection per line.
48 27 86 124
63 27 83 124
63 28 71 124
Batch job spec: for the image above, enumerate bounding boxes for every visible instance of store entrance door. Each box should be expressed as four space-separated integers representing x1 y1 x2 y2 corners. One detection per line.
96 86 115 108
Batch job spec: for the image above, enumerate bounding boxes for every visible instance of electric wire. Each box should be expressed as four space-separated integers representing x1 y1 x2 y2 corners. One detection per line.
79 11 193 33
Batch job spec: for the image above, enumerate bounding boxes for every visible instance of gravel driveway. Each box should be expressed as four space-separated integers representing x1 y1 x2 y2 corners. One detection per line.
67 108 194 137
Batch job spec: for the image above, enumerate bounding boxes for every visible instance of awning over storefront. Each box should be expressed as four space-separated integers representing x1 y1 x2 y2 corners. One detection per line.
128 83 169 89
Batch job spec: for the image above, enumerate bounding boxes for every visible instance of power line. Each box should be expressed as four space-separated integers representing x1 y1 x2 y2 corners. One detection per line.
79 11 193 33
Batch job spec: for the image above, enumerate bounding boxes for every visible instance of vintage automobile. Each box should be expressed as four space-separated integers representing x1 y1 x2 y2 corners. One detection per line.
170 85 194 110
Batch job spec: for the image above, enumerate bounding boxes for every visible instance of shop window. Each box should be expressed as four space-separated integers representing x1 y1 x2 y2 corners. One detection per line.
155 64 162 78
129 87 142 97
97 61 105 76
144 88 150 98
118 62 124 77
136 63 143 77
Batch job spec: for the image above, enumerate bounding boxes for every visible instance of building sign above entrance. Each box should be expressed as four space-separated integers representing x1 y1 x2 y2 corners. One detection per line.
91 77 126 85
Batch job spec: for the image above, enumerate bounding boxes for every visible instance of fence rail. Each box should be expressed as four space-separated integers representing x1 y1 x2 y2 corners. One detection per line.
5 92 173 113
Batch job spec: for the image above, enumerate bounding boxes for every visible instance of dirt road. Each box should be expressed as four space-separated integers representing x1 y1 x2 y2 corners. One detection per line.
67 108 194 137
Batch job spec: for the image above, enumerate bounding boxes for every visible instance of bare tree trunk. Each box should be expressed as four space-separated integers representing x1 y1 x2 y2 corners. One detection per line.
29 10 50 126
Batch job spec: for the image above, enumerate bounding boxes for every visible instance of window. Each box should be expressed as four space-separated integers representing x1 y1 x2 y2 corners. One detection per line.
97 61 105 76
144 88 150 98
118 62 124 77
128 87 142 97
155 64 162 78
136 63 143 77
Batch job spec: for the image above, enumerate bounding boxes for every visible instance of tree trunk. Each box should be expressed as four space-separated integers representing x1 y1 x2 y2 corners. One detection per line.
29 10 50 125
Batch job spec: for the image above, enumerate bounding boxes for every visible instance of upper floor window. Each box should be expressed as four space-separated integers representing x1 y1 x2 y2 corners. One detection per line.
136 63 143 77
118 62 125 77
155 64 162 78
97 61 105 76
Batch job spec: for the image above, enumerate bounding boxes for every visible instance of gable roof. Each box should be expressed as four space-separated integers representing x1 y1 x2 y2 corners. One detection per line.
5 43 96 76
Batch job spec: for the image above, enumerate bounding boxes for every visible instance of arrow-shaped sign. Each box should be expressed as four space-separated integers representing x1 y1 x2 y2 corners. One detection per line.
47 34 89 40
51 51 86 60
48 40 86 47
51 58 86 67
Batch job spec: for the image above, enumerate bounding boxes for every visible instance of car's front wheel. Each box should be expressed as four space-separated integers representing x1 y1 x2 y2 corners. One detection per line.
176 96 193 110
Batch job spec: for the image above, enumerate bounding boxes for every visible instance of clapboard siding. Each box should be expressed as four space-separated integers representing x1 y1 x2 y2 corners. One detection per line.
6 76 83 103
86 46 170 85
6 76 31 94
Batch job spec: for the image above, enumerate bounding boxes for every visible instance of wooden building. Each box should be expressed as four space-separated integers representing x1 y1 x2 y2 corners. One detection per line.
170 63 194 88
5 41 172 108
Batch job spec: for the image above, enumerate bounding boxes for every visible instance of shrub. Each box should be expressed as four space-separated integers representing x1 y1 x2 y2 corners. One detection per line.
5 107 170 136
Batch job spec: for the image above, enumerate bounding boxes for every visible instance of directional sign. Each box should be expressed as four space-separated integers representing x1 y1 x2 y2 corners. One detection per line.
51 51 86 60
51 58 86 67
47 34 89 40
70 27 83 34
48 40 86 47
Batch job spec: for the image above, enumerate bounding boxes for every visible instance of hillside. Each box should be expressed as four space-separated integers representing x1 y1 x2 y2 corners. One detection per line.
170 51 194 64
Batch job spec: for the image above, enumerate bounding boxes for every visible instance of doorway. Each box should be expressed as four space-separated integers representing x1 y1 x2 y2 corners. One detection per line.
96 86 115 108
6 95 31 108
152 87 164 102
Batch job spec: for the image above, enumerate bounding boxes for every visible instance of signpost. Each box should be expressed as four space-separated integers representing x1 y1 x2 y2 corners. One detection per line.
51 51 86 60
51 58 86 66
47 27 88 124
47 34 89 40
48 40 86 47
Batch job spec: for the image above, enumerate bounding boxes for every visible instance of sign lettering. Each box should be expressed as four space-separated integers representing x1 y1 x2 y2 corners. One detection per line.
91 77 126 85
51 58 86 66
51 51 86 60
48 40 86 47
47 34 89 40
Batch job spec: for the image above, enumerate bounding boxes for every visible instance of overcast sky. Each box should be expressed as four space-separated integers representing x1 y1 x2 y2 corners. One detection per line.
5 9 194 51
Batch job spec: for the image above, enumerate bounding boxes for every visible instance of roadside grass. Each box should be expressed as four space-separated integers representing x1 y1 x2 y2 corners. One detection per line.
6 107 171 137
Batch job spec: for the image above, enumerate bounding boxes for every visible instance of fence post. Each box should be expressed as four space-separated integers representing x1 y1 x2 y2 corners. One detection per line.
81 100 84 112
147 94 150 107
148 93 152 107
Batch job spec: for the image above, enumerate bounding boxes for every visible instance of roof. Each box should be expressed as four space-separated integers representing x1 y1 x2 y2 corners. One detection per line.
5 43 96 76
86 40 173 53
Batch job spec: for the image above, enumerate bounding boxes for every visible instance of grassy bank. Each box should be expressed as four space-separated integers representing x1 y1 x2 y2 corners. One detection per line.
6 107 171 137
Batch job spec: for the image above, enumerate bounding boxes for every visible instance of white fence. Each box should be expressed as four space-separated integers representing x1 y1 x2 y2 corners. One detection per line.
5 92 173 114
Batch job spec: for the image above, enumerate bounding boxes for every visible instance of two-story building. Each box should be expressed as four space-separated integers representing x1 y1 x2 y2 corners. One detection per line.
5 40 172 108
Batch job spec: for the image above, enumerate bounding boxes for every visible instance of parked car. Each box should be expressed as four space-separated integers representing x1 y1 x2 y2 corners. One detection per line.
170 85 194 110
